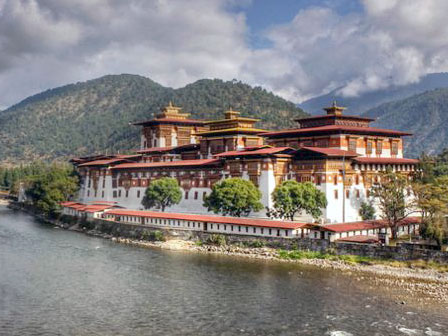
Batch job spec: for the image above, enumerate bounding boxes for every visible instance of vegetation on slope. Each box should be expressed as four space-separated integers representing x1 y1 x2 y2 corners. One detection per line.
0 75 305 163
363 88 448 156
300 72 448 115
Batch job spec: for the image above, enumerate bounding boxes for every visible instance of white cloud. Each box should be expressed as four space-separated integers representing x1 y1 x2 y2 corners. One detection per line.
0 0 250 106
0 0 448 107
249 0 448 101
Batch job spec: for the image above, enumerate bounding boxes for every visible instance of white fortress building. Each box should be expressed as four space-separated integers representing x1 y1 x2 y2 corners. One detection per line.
72 102 418 223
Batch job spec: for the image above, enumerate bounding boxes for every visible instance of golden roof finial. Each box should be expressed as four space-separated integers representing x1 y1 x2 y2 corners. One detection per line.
324 101 346 116
225 107 240 119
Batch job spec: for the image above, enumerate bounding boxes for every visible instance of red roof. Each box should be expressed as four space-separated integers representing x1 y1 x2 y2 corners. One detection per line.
88 201 117 205
78 158 131 167
336 235 379 244
353 157 419 164
104 209 307 229
133 118 205 126
295 114 375 122
111 159 221 170
60 201 79 206
215 147 293 157
298 147 358 157
261 125 412 137
61 202 116 212
315 217 421 233
137 147 175 154
83 204 116 213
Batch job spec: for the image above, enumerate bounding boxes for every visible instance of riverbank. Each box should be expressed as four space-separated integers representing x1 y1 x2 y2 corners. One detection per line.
95 234 448 303
10 203 448 303
0 199 10 206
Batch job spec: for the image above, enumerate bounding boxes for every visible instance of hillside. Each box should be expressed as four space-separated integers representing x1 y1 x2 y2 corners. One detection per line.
300 73 448 115
363 88 448 156
0 75 305 162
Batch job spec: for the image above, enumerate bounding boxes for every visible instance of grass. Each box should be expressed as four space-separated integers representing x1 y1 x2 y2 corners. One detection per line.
277 249 448 272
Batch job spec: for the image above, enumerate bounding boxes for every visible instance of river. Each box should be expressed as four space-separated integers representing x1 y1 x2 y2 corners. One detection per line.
0 205 447 335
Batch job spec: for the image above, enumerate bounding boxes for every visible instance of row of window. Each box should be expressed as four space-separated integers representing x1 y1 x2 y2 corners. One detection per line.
108 214 293 237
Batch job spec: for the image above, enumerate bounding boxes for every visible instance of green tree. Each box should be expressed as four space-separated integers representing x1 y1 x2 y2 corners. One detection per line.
142 177 182 212
359 201 376 220
269 180 327 221
203 178 263 217
370 171 415 240
24 163 79 215
413 176 448 246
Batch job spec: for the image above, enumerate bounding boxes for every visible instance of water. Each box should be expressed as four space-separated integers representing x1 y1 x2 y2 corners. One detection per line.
0 206 447 336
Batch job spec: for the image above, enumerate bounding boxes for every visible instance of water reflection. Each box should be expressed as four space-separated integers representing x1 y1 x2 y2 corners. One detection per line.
0 206 446 335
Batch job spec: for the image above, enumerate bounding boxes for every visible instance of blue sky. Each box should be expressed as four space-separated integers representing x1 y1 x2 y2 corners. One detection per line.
241 0 363 48
0 0 447 108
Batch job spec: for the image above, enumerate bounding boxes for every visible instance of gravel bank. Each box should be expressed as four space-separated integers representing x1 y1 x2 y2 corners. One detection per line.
100 236 448 303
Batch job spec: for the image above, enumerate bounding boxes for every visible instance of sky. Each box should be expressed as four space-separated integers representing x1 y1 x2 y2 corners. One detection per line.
0 0 448 109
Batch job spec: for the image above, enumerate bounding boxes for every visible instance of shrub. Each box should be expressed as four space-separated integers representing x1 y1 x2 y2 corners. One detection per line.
207 234 227 246
151 230 166 242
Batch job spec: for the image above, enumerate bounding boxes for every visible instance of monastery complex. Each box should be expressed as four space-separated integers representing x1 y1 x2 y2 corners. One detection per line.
72 101 419 224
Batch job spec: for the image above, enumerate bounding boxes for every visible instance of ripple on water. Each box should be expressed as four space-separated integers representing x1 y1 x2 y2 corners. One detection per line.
1 205 448 336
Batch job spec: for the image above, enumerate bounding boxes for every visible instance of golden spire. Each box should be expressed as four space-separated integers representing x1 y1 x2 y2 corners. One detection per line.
157 101 190 119
225 107 240 120
323 101 346 116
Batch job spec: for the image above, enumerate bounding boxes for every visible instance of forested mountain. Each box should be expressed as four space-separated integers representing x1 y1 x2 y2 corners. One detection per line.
0 74 305 162
300 73 448 115
363 88 448 157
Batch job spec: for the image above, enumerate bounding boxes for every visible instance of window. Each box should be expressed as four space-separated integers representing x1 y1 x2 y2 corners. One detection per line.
346 190 350 199
87 190 90 197
285 230 289 237
348 139 357 152
391 141 399 155
356 190 360 198
261 228 264 234
269 229 272 235
94 190 97 197
102 191 104 198
238 226 241 232
253 227 256 233
118 190 122 197
88 178 91 188
334 190 338 199
203 191 207 199
334 175 338 186
137 190 141 198
185 191 189 200
102 178 105 188
194 191 198 200
376 140 383 154
125 190 129 198
366 140 373 154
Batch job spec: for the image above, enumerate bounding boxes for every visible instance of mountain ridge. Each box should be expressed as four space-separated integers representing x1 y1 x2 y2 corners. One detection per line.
364 88 448 157
299 72 448 115
0 74 306 163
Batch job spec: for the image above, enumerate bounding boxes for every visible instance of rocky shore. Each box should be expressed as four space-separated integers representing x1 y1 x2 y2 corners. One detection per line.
9 202 448 304
92 234 448 304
